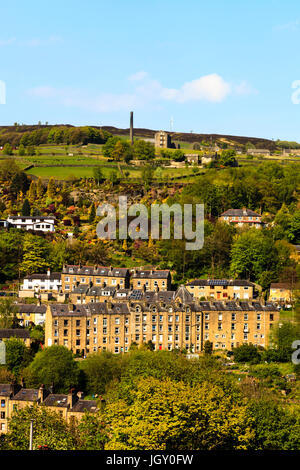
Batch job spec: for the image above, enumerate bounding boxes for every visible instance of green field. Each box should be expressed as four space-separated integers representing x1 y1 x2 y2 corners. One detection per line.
26 164 201 181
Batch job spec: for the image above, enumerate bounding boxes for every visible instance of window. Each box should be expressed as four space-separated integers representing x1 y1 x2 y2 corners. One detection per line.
76 329 80 336
257 314 261 321
231 314 236 321
115 327 119 334
205 314 209 320
63 329 68 336
76 339 80 346
168 315 173 323
103 328 107 335
64 320 68 326
257 323 261 330
270 314 274 321
76 320 80 326
115 337 119 344
103 318 107 326
115 317 120 325
1 400 5 408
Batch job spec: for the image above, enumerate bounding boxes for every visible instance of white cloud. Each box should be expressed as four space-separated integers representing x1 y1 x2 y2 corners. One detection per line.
162 74 231 103
0 38 16 46
274 20 299 32
235 80 258 96
128 71 148 81
28 72 255 113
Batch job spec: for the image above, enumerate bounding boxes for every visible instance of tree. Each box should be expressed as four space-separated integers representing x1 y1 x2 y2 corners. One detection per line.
230 229 278 283
93 167 104 185
141 164 154 190
2 143 13 155
204 340 213 355
18 144 26 156
36 178 44 199
103 377 253 450
4 338 30 376
88 203 96 223
46 177 56 199
269 321 300 362
133 140 155 160
5 404 76 450
23 345 80 393
20 233 49 275
219 149 237 167
172 150 185 162
21 199 31 216
0 298 19 329
76 412 107 450
233 344 261 363
248 399 300 450
27 181 36 204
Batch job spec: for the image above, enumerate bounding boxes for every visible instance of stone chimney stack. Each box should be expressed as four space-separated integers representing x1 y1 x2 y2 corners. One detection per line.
130 111 134 145
38 384 46 403
67 388 77 409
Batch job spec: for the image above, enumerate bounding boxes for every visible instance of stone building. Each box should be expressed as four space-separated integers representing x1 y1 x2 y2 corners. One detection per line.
0 384 98 434
61 265 130 292
131 269 171 291
45 287 278 356
154 131 172 149
186 279 255 300
219 208 263 228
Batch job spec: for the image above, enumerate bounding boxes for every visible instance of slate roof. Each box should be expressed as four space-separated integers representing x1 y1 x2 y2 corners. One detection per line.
62 265 129 277
132 269 170 279
0 384 14 397
16 304 47 314
43 394 68 408
0 329 30 339
12 388 39 402
71 399 98 413
24 273 61 281
220 209 261 218
186 279 254 287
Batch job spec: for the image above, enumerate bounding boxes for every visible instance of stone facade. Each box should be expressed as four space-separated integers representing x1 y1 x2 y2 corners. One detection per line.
0 384 98 434
45 287 278 356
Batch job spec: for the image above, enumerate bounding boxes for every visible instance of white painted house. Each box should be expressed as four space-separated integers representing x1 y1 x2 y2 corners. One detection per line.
7 216 55 232
19 270 61 298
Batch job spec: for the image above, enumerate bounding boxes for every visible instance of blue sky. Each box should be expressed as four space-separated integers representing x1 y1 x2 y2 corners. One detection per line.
1 0 300 140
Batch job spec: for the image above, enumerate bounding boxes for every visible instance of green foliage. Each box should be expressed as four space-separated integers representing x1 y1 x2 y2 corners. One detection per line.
2 143 13 155
21 198 31 216
5 404 76 450
248 399 300 450
0 298 19 328
102 377 254 450
4 338 31 376
23 345 80 393
233 344 262 363
133 139 155 160
20 233 50 275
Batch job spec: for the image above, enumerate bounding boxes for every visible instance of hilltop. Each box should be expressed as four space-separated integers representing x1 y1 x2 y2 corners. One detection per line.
0 123 279 150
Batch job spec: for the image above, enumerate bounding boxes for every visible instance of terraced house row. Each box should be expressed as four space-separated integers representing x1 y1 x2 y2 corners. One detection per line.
0 384 99 434
45 286 279 355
